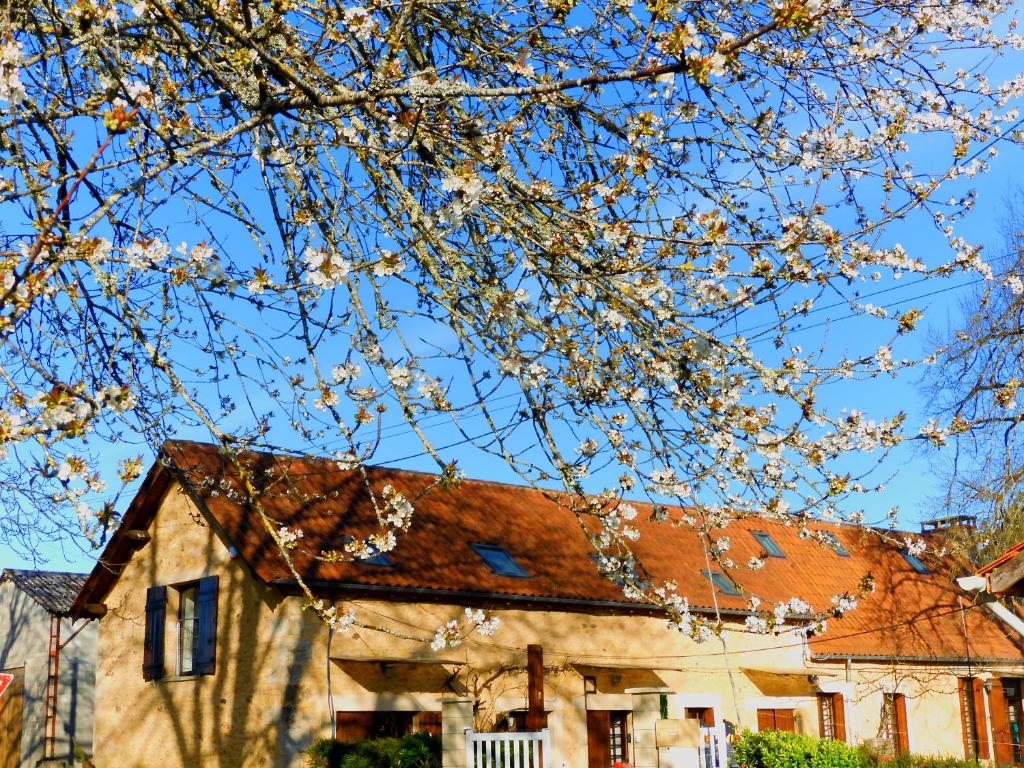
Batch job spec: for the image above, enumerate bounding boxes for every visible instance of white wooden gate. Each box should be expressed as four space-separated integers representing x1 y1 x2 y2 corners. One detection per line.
465 728 550 768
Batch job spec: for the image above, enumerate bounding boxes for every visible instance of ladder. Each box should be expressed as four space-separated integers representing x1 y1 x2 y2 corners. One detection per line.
43 615 60 759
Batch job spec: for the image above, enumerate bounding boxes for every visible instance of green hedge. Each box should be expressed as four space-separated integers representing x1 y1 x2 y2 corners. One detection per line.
306 732 441 768
733 730 981 768
858 749 980 768
733 729 865 768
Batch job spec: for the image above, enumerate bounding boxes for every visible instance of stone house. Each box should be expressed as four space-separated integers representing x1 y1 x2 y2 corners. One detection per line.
0 568 96 768
72 441 1024 768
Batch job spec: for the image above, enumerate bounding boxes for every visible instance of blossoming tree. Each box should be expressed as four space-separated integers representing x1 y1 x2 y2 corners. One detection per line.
1 0 1023 642
924 195 1024 562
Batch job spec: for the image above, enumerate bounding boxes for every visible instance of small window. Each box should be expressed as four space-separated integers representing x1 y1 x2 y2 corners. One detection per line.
703 569 741 596
341 535 394 566
751 531 785 558
685 707 714 727
176 584 198 676
900 550 929 574
143 576 218 681
820 531 850 557
471 543 530 577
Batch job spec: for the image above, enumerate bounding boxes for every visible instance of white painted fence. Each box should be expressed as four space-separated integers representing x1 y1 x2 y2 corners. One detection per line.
465 728 550 768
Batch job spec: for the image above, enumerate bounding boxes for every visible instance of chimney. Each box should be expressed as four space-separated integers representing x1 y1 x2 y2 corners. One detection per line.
920 515 977 533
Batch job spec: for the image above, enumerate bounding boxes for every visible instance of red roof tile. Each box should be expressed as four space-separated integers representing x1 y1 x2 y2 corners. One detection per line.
75 441 1024 662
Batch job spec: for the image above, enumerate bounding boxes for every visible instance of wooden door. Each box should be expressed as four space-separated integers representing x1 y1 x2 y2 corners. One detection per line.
990 681 1015 765
416 711 442 735
833 695 847 744
971 680 991 759
0 667 24 768
586 710 611 768
335 711 375 740
609 712 629 765
893 694 909 755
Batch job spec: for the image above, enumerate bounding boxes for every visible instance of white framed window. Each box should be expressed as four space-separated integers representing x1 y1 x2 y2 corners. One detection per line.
176 583 198 676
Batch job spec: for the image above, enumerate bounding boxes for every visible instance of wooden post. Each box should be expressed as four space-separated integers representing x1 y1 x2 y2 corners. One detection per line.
527 644 544 731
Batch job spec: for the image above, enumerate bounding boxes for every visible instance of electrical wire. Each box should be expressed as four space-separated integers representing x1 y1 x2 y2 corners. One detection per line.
346 593 1002 667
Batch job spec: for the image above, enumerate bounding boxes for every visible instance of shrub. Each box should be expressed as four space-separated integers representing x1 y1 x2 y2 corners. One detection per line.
733 730 865 768
306 731 441 768
398 732 442 768
857 748 979 768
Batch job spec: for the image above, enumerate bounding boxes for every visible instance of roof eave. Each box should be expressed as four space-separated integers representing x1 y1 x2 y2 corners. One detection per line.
268 577 763 618
70 456 175 617
811 653 1024 664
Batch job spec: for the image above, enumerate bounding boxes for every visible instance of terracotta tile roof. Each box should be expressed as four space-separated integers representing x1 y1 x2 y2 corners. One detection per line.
2 568 87 616
76 441 1024 662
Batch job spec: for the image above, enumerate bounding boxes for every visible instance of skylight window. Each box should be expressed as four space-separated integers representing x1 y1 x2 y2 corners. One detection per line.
900 550 929 574
820 531 850 557
703 570 742 596
340 535 394 566
471 543 530 578
751 531 785 558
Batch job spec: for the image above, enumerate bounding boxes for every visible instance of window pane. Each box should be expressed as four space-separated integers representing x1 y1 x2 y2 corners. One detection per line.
471 544 530 577
900 550 929 574
819 694 836 738
820 532 850 557
609 712 628 766
751 531 785 558
702 570 741 596
177 585 197 675
340 535 394 566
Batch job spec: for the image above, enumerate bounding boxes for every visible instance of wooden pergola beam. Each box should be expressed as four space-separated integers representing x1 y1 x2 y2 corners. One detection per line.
988 551 1024 596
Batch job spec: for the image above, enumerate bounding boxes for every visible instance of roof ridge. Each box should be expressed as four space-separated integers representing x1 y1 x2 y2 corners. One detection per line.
3 567 89 577
161 439 913 535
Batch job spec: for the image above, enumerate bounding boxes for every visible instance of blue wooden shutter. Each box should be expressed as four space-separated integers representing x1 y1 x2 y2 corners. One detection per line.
143 586 166 681
194 576 219 675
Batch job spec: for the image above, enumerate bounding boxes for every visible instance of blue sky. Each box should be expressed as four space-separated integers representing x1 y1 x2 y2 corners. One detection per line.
4 10 1024 573
0 230 1004 575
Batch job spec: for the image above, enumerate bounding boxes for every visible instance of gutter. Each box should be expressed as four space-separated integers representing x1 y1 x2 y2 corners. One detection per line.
956 575 1024 638
268 578 763 619
811 653 1024 664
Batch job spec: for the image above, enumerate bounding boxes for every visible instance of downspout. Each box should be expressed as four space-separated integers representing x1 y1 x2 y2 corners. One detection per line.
327 626 336 740
956 576 1024 637
845 658 854 744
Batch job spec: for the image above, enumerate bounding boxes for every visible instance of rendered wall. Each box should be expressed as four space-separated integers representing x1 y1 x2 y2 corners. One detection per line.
90 483 1022 768
0 579 97 767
